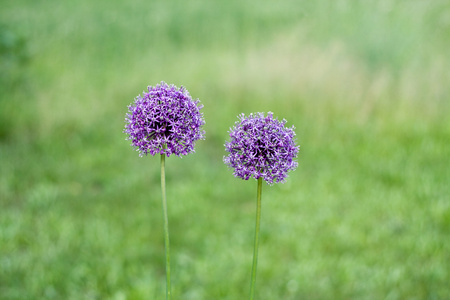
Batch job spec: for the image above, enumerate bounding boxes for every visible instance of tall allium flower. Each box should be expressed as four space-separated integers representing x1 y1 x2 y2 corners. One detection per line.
224 112 299 185
124 82 205 157
224 112 299 300
124 82 205 300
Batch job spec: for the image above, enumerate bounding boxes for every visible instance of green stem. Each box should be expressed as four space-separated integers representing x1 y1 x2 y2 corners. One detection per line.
249 177 263 300
161 153 171 300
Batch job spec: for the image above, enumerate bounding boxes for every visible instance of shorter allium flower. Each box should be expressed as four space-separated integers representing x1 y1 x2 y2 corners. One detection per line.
124 82 205 157
224 112 299 185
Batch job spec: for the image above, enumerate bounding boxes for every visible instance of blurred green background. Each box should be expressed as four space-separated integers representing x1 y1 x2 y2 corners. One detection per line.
1 0 449 299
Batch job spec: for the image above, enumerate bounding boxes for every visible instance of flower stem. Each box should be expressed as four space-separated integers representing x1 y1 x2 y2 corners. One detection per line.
161 153 171 300
249 177 263 300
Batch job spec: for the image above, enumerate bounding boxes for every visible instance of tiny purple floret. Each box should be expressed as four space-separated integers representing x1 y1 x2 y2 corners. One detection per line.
124 82 205 157
224 112 299 185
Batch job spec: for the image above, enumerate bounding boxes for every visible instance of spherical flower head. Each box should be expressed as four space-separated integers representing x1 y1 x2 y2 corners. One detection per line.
124 82 205 157
224 112 299 185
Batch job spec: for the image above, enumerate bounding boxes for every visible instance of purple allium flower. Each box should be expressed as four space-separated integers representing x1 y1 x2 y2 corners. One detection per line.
124 82 205 157
224 112 299 185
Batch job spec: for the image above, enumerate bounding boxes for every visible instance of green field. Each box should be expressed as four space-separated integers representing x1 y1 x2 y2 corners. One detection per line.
1 0 449 299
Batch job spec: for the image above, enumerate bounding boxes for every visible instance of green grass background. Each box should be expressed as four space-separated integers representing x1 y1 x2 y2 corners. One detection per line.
1 0 449 299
